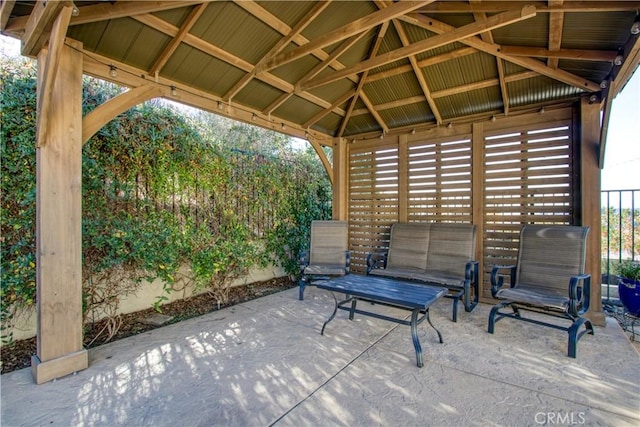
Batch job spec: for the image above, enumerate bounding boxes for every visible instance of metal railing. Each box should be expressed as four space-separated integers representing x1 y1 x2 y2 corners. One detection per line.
601 189 639 304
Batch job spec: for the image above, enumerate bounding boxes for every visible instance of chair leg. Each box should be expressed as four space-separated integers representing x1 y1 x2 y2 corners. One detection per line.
298 279 306 301
567 317 594 358
488 302 509 333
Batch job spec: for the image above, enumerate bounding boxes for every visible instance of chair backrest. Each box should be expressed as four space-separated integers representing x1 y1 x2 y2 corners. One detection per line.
309 220 349 265
387 223 431 270
425 223 477 277
516 225 589 295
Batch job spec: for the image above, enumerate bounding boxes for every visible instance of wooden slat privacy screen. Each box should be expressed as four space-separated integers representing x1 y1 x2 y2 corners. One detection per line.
482 115 575 295
349 144 399 272
347 108 577 296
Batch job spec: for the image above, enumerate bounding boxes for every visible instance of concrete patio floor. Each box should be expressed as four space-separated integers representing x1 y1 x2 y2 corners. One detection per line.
2 284 639 427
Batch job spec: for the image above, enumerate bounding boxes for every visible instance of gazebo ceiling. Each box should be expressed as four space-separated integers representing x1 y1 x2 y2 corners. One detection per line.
3 1 640 144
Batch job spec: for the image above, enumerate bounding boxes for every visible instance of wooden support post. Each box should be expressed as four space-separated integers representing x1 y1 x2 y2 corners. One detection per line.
580 97 605 326
332 137 348 220
472 122 486 297
32 39 88 384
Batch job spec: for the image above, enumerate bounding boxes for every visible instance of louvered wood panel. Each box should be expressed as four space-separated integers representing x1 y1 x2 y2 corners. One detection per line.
482 118 575 295
348 145 399 273
407 136 473 223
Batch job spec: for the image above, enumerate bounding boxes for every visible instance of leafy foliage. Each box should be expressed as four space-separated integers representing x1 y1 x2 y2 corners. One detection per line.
1 55 330 343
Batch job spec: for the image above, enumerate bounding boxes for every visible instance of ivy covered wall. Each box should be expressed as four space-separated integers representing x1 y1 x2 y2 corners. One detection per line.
1 56 331 342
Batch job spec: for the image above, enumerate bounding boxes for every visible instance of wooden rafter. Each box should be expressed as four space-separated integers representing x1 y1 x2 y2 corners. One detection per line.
469 1 509 116
149 3 207 76
366 46 478 83
224 1 331 101
337 22 389 137
295 32 368 91
548 0 565 69
21 0 66 57
256 0 433 74
5 1 202 36
350 70 538 116
302 6 538 91
400 13 601 92
392 19 443 124
303 89 356 129
416 1 640 13
131 13 347 117
500 45 616 62
0 0 16 31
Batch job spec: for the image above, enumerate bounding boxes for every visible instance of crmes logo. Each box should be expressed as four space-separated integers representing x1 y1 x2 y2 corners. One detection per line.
534 411 586 425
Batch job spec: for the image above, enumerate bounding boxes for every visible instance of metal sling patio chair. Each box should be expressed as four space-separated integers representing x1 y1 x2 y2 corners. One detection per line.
298 220 350 300
488 225 593 358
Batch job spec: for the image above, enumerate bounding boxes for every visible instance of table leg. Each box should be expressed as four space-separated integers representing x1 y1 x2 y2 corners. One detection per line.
426 309 443 343
349 297 357 320
410 309 423 368
321 292 338 335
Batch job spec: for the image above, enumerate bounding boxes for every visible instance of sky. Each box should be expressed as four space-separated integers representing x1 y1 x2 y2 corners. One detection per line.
1 34 638 190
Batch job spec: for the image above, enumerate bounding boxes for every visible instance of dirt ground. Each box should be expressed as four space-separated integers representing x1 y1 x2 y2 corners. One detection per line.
0 277 296 375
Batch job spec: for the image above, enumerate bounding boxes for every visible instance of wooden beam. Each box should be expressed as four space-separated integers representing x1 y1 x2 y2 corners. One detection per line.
366 46 478 83
302 6 538 91
547 0 565 68
222 1 331 101
33 39 88 384
393 19 442 124
5 1 202 36
496 55 510 115
303 89 356 129
360 92 389 134
132 13 346 116
256 0 432 73
416 1 640 13
224 0 331 101
82 85 163 144
149 3 207 76
21 0 66 57
0 0 15 31
294 32 368 91
337 22 389 137
36 4 73 148
400 13 601 92
580 96 605 327
499 46 617 62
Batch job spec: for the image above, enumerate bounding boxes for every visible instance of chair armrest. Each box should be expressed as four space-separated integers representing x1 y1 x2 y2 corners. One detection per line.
299 250 309 271
465 260 480 284
366 252 387 274
568 273 591 316
490 264 516 298
345 250 351 273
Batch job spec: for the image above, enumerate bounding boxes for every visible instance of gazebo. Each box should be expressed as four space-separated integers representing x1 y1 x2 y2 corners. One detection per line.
2 0 639 384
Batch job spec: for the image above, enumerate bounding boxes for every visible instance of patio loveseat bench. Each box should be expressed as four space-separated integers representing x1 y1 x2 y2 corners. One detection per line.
366 222 479 322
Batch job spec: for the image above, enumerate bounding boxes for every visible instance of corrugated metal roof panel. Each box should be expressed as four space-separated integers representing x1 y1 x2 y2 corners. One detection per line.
271 55 320 85
314 112 343 136
559 60 612 83
503 61 530 76
192 2 280 64
164 45 246 97
364 73 423 105
302 1 377 41
337 28 379 68
274 95 323 125
76 18 149 64
507 76 585 108
436 86 503 120
153 6 191 27
256 1 317 28
309 80 357 105
234 80 286 112
562 12 636 50
379 102 435 128
423 52 497 93
492 13 549 47
344 113 382 137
